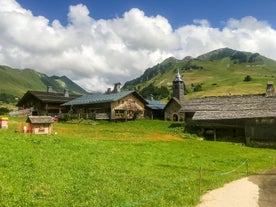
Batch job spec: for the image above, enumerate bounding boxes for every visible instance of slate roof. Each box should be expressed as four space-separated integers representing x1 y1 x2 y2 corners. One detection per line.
179 94 276 120
26 116 54 124
62 91 146 106
193 110 276 120
145 100 165 110
164 97 182 111
17 91 81 106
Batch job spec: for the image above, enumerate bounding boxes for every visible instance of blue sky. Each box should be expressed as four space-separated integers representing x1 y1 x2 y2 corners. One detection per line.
1 0 276 92
17 0 276 29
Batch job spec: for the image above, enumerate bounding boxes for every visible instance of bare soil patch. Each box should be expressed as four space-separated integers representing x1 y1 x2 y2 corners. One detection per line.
197 168 276 207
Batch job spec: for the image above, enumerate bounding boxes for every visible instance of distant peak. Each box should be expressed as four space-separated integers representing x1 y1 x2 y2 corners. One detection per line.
197 48 237 61
183 56 193 61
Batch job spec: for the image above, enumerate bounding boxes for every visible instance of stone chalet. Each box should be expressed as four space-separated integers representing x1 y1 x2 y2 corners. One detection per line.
62 83 147 121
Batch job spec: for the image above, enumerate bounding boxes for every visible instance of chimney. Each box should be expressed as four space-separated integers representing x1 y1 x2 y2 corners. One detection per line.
113 82 121 93
266 81 274 97
149 94 154 101
64 89 69 97
106 88 112 94
47 86 53 93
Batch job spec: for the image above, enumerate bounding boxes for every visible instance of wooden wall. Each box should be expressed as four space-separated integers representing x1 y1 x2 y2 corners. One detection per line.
245 118 276 147
30 123 52 134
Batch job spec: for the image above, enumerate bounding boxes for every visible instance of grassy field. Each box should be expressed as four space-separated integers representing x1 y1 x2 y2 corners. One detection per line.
0 118 275 207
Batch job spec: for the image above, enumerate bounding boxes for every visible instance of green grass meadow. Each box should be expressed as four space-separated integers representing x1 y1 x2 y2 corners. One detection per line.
0 118 275 206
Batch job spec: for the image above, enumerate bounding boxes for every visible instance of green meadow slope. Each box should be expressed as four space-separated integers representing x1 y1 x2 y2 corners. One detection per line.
0 119 275 206
123 48 276 99
0 65 87 102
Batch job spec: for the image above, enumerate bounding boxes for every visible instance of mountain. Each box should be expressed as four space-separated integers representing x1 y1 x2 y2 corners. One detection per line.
123 48 276 99
0 65 87 103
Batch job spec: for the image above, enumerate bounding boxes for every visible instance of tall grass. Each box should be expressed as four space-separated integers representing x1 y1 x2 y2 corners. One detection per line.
0 118 275 206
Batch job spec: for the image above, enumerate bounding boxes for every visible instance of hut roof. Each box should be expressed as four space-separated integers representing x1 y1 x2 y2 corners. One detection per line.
26 116 54 124
62 91 146 106
17 91 81 106
180 94 276 120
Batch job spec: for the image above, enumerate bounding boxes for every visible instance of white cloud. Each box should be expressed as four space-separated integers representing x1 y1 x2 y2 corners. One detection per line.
174 16 276 59
1 1 276 92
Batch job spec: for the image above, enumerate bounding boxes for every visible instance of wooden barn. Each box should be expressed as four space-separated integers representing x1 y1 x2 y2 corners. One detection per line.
17 86 81 116
26 116 53 134
180 84 276 147
62 84 146 121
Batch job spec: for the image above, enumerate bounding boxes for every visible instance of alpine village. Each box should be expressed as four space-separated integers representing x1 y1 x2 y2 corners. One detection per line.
1 48 276 206
0 48 276 147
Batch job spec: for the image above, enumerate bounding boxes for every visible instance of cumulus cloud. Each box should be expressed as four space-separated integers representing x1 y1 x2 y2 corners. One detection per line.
1 0 276 92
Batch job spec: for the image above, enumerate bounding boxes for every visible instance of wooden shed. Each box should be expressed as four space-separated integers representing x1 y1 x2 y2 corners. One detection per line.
26 116 54 134
144 99 165 120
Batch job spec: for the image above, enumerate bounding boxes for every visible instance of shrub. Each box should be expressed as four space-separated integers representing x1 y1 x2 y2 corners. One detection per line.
0 107 9 115
193 83 203 92
243 75 252 82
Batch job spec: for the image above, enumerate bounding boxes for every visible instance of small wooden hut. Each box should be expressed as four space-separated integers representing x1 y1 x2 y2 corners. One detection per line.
26 116 53 134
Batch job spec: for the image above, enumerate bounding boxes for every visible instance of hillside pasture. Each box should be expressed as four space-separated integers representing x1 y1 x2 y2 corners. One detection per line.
0 118 275 206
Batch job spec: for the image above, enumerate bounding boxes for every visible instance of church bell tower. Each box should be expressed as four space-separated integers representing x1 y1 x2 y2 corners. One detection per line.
172 71 184 103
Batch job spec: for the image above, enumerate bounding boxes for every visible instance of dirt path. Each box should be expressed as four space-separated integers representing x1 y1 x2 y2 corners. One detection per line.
249 168 276 207
197 168 276 207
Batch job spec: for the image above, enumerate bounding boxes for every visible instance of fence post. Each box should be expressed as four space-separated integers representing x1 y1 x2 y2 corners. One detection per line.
245 160 249 176
199 166 203 195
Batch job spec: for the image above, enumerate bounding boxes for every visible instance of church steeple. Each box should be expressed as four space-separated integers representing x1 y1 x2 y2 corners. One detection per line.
172 70 184 103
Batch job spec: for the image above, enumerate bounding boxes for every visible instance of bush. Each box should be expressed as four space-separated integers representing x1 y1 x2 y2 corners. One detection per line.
0 107 9 115
0 93 17 104
140 84 170 100
243 75 252 82
192 83 203 92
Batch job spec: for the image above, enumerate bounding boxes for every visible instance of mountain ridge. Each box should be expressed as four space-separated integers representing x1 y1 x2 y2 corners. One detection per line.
0 65 87 103
2 47 276 104
123 48 276 99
